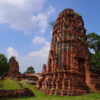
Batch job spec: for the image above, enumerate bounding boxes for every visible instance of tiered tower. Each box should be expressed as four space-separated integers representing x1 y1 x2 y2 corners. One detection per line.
4 56 20 78
37 8 91 96
8 56 19 74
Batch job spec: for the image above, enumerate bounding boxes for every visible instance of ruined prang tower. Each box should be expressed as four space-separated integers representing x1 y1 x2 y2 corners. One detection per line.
8 56 19 74
4 56 21 78
37 9 91 96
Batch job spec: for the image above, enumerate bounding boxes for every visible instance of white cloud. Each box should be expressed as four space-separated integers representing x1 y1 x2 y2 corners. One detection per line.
6 47 19 59
29 42 50 57
32 6 55 34
6 38 50 73
0 0 55 33
47 6 55 15
20 39 50 73
32 36 48 45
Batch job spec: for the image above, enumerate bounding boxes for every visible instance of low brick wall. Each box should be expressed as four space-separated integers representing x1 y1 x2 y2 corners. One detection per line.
0 88 34 98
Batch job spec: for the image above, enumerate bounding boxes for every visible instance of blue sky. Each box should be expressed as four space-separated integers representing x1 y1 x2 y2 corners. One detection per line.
0 0 100 73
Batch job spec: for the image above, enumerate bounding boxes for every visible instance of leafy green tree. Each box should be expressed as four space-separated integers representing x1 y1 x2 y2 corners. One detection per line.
91 52 100 74
0 54 9 76
25 66 35 73
87 32 100 53
87 33 100 74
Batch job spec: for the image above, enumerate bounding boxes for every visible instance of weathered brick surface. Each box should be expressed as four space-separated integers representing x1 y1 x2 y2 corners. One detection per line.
4 56 21 78
86 71 100 93
42 64 47 74
36 8 90 96
21 73 39 85
0 88 34 98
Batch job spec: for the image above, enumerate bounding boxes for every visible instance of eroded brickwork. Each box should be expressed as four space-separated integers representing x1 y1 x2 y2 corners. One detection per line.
8 57 19 74
37 8 91 96
5 56 20 78
86 69 100 93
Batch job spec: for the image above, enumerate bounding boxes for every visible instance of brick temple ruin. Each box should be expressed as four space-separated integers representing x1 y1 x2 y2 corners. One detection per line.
37 8 100 96
4 56 21 78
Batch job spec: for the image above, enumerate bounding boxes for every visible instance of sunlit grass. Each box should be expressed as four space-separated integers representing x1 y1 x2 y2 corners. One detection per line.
0 78 22 90
11 84 100 100
0 79 100 100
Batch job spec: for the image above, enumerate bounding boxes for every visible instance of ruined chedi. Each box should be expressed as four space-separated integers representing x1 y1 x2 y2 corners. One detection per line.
7 56 20 77
37 8 91 96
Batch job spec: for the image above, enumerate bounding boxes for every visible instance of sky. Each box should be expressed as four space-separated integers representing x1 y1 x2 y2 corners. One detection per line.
0 0 100 73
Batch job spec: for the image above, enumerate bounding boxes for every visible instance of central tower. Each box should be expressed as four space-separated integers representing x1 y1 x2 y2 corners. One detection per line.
37 9 90 96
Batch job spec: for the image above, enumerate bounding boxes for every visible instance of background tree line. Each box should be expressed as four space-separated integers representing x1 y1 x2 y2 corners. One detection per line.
87 32 100 74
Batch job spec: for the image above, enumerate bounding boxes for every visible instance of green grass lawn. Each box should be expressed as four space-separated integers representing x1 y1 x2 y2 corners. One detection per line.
0 80 3 89
0 79 100 100
10 83 100 100
0 78 22 90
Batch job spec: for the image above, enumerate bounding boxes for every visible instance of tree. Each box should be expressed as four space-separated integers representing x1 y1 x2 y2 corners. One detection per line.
87 32 100 53
87 33 100 74
0 54 9 76
25 66 35 73
91 52 100 74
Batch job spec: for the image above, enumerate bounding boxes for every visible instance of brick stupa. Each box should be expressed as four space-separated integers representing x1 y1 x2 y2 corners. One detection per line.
5 56 20 78
37 9 91 96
